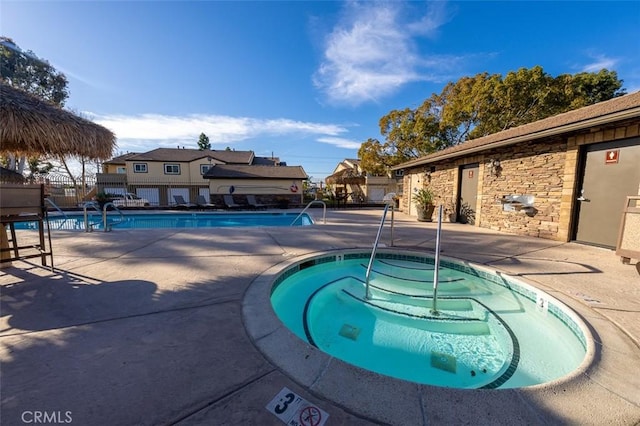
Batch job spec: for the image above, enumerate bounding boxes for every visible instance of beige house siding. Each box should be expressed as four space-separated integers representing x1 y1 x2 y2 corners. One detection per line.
209 178 304 206
103 163 125 174
401 120 640 241
209 178 303 195
127 161 205 184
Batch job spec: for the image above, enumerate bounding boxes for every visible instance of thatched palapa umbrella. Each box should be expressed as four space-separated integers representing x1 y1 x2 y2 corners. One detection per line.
0 82 116 159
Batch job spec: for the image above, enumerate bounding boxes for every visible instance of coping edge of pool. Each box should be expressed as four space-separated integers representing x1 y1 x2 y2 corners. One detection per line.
242 248 599 424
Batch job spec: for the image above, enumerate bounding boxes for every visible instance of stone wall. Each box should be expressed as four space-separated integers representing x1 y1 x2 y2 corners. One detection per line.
405 141 567 235
478 139 566 239
401 121 640 241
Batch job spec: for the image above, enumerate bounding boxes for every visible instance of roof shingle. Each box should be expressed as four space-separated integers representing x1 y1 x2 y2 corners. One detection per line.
203 164 308 179
126 148 254 164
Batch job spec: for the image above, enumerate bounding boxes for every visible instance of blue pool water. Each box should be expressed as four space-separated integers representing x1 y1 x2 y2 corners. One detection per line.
22 212 313 230
271 251 588 389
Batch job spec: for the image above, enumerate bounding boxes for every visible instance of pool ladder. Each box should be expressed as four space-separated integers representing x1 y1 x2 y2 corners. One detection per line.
45 198 69 230
290 200 327 226
364 202 395 299
83 202 125 232
364 203 444 316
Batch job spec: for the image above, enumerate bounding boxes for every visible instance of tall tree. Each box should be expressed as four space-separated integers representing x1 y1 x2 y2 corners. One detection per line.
361 66 626 175
1 37 69 174
197 133 211 150
0 37 68 106
357 138 389 176
568 69 625 108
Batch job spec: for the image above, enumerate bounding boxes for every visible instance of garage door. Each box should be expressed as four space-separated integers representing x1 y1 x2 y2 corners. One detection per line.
137 188 160 206
168 188 191 205
368 188 385 202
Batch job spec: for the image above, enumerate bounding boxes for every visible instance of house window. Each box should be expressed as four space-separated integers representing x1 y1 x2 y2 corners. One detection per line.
164 164 181 175
395 169 404 177
116 166 126 174
133 163 148 173
200 164 213 175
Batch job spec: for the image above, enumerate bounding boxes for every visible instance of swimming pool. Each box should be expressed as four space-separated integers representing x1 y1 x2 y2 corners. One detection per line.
30 211 313 230
267 250 589 389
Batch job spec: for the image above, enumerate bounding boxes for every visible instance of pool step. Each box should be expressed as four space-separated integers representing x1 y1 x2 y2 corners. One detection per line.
367 274 491 297
368 285 474 311
335 282 491 335
361 262 492 296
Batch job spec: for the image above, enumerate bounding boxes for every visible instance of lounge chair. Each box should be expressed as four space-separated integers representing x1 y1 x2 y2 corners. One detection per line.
173 195 197 209
196 195 216 209
223 194 243 210
246 195 268 210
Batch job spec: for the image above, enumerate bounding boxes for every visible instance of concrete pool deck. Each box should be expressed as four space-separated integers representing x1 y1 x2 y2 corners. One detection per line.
1 208 639 425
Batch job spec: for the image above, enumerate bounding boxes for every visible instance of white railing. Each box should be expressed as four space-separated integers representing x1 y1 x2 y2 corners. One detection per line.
290 200 327 226
45 198 69 229
101 202 125 232
430 205 444 315
83 202 103 232
365 202 394 300
83 201 125 232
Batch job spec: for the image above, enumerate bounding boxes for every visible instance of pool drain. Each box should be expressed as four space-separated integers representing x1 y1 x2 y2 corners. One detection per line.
339 324 360 340
431 351 457 373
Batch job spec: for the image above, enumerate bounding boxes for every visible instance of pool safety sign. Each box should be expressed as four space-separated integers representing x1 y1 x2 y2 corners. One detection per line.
266 387 329 426
605 149 619 164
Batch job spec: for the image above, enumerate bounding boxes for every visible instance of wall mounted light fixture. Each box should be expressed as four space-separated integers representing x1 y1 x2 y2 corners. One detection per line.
490 159 502 177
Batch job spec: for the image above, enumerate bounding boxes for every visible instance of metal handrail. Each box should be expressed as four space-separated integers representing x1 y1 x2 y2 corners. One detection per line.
290 200 326 226
431 205 444 315
45 198 69 229
365 202 393 299
102 202 125 232
83 201 103 232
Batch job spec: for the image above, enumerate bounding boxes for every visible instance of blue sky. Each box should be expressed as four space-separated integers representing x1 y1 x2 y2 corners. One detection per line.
2 1 639 181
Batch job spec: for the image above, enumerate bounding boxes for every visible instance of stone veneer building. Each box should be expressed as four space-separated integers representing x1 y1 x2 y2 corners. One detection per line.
392 91 640 248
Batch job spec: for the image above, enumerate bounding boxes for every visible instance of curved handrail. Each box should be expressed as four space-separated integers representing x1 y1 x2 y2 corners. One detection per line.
102 202 125 232
365 202 393 299
45 198 69 229
290 200 326 226
83 201 103 232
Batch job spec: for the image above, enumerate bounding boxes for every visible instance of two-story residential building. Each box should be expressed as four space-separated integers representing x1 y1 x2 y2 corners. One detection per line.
97 148 299 206
325 158 400 203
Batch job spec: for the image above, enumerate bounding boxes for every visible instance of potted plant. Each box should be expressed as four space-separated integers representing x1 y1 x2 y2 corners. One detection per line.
412 188 436 222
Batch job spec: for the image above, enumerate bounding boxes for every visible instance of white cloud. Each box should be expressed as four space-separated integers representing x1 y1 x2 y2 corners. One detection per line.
316 136 362 149
87 112 352 152
581 53 618 73
313 1 454 106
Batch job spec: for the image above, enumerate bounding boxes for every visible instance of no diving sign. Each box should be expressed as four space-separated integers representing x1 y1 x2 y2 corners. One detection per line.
266 387 329 426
